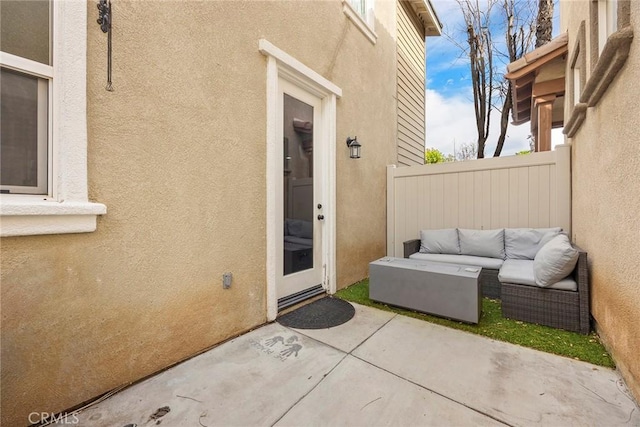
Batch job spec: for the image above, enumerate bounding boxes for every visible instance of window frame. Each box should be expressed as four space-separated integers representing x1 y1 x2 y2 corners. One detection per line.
569 22 587 109
1 55 52 195
564 21 588 138
0 0 52 195
0 0 106 237
342 0 377 44
597 0 618 55
590 0 632 69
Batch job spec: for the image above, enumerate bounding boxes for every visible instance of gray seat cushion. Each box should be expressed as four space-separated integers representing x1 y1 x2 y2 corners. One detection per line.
458 228 505 259
409 253 503 269
284 236 313 247
499 259 577 291
504 228 562 260
499 259 537 286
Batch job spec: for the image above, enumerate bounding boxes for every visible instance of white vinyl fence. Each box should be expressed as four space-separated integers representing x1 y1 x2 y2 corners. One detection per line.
387 144 571 257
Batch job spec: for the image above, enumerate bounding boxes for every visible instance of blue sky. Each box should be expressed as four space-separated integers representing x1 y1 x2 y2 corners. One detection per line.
425 0 562 157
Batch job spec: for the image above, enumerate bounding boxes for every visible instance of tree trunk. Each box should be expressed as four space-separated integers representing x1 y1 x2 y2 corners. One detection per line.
535 0 554 47
493 84 513 157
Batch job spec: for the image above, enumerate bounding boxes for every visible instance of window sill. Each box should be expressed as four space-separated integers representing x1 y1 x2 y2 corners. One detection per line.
563 103 588 137
342 1 377 45
0 197 106 237
582 26 634 107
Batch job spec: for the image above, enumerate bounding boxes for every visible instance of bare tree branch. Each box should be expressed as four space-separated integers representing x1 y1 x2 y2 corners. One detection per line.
451 0 542 158
493 0 537 157
456 0 499 158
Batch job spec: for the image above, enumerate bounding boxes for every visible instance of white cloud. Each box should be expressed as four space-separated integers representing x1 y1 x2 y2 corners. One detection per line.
425 89 533 157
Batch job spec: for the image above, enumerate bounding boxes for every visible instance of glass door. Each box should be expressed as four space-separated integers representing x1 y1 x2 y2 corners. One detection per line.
277 79 324 301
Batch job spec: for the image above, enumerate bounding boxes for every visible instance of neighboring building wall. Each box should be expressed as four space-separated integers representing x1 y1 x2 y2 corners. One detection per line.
561 0 640 403
396 0 426 166
0 1 399 424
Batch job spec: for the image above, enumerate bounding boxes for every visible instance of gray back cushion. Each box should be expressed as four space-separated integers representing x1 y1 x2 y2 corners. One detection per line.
419 229 460 255
287 219 313 239
533 234 579 287
504 227 562 260
458 228 505 259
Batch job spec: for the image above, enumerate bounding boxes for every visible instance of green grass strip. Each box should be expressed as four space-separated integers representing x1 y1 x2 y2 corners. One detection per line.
336 279 614 368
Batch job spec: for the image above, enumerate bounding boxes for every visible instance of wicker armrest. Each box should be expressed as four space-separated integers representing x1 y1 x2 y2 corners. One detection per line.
403 239 420 258
573 245 590 334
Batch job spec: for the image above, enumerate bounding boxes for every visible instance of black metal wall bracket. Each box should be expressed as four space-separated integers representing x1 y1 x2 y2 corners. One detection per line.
97 0 110 33
97 0 114 91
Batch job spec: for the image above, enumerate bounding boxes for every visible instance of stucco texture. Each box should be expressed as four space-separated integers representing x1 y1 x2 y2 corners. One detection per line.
561 0 640 403
0 1 399 424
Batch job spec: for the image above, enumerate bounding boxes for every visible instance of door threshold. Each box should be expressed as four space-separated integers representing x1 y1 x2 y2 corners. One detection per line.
277 284 325 312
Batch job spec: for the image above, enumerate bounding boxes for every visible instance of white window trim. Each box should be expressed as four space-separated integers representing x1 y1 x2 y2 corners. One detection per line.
573 65 582 106
0 1 106 237
598 0 618 55
259 39 340 321
342 0 377 45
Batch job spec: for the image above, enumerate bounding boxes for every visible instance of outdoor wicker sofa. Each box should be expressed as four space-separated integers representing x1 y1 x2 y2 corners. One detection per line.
403 228 590 334
404 238 501 298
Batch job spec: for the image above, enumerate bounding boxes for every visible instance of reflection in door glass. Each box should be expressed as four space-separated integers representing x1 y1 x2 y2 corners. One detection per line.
283 94 314 276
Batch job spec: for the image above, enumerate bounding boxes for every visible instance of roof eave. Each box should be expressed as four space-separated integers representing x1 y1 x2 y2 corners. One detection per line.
407 0 443 37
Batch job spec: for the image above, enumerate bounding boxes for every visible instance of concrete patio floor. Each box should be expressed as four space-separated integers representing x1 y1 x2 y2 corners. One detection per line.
59 303 639 426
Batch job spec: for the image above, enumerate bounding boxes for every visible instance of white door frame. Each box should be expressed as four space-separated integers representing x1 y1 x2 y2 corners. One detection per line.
260 39 341 321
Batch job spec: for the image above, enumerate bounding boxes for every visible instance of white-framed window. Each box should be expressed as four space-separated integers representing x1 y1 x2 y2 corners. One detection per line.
573 62 582 106
1 0 51 195
349 0 371 22
0 0 106 236
598 0 618 54
342 0 377 44
564 21 588 138
569 23 585 108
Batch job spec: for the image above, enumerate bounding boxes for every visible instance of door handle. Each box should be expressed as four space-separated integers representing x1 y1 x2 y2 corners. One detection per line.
317 214 325 220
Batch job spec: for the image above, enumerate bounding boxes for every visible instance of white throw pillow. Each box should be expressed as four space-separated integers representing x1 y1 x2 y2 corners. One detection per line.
533 234 579 287
537 230 562 252
458 228 505 259
504 228 562 260
420 229 460 255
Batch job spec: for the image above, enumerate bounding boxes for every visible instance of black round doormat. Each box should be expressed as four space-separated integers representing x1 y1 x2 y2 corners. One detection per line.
277 297 355 329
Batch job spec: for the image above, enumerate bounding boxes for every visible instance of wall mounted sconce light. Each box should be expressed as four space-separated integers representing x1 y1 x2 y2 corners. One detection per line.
346 136 361 159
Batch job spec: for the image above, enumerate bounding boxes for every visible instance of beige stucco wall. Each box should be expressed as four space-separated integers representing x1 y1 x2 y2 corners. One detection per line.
0 1 399 424
561 0 640 403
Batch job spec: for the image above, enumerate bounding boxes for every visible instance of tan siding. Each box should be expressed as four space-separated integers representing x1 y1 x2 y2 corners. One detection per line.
398 135 419 157
398 150 422 168
396 0 426 166
398 102 425 130
398 116 425 143
398 138 425 161
397 70 425 104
